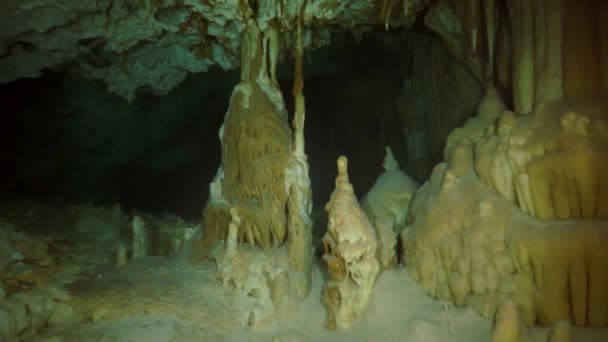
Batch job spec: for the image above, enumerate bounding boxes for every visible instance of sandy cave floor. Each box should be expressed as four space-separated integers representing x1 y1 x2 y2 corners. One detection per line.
3 203 607 342
31 255 608 342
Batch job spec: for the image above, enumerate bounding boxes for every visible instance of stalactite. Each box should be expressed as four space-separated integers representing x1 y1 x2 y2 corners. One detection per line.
533 0 562 106
463 0 481 55
285 0 313 298
240 19 260 82
532 0 547 101
379 0 390 29
600 1 608 97
483 0 496 80
378 0 397 31
292 13 306 157
507 0 534 114
266 21 280 84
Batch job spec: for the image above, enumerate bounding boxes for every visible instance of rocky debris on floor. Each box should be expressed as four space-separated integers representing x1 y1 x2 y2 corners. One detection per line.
0 285 81 340
0 200 202 340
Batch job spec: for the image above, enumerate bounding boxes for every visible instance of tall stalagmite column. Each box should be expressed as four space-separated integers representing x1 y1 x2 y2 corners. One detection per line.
285 2 314 297
201 3 313 300
201 19 292 253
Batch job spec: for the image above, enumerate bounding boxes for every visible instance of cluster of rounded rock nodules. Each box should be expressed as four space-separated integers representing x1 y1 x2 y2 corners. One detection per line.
402 87 608 338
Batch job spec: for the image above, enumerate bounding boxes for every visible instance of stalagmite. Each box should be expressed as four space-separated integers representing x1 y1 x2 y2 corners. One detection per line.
201 0 314 327
403 136 608 327
116 243 127 266
362 146 419 268
131 215 149 258
447 99 608 221
491 301 525 342
546 321 572 342
202 18 293 251
225 207 241 255
322 156 380 330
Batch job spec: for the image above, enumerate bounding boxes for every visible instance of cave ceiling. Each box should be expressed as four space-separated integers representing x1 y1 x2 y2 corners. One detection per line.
0 0 428 101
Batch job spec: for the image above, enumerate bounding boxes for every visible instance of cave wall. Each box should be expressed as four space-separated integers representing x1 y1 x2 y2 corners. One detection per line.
395 30 483 181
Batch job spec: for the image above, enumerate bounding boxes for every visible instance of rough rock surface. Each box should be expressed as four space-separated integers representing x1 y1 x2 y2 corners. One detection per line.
402 156 608 327
321 156 380 330
0 0 427 101
361 146 419 268
0 201 201 340
446 92 608 221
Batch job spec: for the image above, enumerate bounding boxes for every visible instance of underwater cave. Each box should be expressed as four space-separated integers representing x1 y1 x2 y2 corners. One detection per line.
1 0 608 341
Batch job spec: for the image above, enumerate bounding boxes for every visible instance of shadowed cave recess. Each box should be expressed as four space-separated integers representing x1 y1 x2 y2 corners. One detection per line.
1 0 608 341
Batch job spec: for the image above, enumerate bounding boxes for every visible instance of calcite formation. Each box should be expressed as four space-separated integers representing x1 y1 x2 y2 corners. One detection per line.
411 1 608 330
425 0 608 114
0 0 428 101
128 212 199 259
445 96 608 221
202 18 301 252
202 6 314 328
402 142 608 326
547 321 572 342
322 156 380 330
361 146 419 268
131 215 149 258
211 207 292 328
491 300 526 342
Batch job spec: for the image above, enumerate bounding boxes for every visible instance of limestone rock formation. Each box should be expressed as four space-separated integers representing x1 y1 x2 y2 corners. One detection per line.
445 97 608 221
425 0 608 115
0 0 427 101
202 10 314 328
202 19 299 253
408 4 608 325
211 207 292 329
491 300 526 342
129 213 199 258
361 146 419 268
322 156 380 330
131 215 149 258
547 321 572 342
402 143 608 326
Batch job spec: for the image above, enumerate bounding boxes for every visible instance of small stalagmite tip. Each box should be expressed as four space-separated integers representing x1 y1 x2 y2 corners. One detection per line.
337 156 348 175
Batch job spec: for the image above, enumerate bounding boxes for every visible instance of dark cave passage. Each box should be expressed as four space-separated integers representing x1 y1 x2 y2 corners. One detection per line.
0 28 475 221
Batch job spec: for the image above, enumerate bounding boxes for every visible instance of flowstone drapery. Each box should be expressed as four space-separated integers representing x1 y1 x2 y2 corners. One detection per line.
201 5 313 328
401 0 608 330
402 137 608 327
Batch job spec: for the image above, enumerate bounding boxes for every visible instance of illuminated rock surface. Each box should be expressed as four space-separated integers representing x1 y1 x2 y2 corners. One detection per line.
0 0 427 101
361 146 419 268
321 156 380 330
